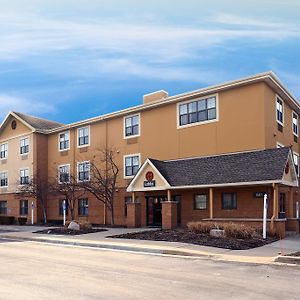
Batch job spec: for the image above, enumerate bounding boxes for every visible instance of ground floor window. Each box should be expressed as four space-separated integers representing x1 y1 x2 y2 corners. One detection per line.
0 201 7 215
19 200 28 215
222 193 237 210
279 193 286 219
194 194 207 210
59 199 68 216
78 199 88 216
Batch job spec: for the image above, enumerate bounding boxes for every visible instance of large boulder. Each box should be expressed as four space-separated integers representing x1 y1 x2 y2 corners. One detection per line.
210 228 225 238
68 221 80 231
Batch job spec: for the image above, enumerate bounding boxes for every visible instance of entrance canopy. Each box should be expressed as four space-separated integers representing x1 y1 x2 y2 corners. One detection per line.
127 147 298 192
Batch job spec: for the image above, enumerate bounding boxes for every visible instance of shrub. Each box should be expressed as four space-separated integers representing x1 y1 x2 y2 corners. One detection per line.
187 221 214 234
18 217 27 225
223 223 258 240
0 216 15 225
80 221 92 231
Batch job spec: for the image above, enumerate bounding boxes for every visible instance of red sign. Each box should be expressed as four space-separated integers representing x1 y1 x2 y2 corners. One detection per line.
145 171 154 181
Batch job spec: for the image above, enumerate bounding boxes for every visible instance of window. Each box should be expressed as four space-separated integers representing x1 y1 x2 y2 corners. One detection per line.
20 169 29 185
293 112 298 137
58 165 70 183
124 197 133 216
0 172 8 187
59 131 70 151
194 194 207 210
293 152 299 176
59 199 68 216
0 144 8 159
20 138 29 155
77 161 90 182
20 200 28 215
222 193 237 210
124 114 140 138
124 155 140 177
0 201 7 215
179 96 217 126
78 127 89 147
78 198 88 216
276 97 284 125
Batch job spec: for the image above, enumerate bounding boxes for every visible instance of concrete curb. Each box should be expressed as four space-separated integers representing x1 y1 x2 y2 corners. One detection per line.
275 255 300 265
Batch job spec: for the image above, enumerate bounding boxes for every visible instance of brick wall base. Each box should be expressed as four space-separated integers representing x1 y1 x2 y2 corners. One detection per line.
126 202 141 228
162 201 178 229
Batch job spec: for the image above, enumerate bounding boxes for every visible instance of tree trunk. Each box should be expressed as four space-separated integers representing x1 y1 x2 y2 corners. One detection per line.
110 206 114 225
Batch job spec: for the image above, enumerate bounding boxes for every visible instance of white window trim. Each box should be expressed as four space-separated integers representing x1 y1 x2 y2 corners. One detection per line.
277 142 284 148
58 164 71 184
58 130 71 152
19 137 30 156
77 161 90 182
0 143 8 160
292 110 299 137
276 95 284 126
123 113 141 139
77 125 90 148
177 93 219 129
123 153 141 179
293 151 299 177
0 171 8 188
19 168 30 185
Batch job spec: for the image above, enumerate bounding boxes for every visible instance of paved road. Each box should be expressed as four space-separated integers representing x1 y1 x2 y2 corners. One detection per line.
0 239 299 300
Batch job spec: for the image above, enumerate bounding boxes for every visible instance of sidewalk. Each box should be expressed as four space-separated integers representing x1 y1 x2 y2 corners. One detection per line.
0 225 299 265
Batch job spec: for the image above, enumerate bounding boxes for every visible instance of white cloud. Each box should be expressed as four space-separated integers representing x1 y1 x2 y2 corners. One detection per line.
0 94 55 120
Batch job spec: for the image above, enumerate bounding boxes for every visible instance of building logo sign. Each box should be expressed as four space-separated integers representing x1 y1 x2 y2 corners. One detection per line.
144 171 156 187
253 192 266 198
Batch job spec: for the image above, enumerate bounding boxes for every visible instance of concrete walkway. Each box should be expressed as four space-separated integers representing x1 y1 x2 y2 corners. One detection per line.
0 225 299 265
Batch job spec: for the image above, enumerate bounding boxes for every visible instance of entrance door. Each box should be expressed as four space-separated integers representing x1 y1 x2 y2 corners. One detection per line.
146 196 164 227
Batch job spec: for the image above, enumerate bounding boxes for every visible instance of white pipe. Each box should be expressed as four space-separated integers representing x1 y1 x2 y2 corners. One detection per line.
296 202 300 219
31 201 34 225
263 194 268 239
63 200 66 226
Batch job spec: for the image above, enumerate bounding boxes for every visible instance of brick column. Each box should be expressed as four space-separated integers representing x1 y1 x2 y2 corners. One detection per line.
162 201 178 230
126 202 141 228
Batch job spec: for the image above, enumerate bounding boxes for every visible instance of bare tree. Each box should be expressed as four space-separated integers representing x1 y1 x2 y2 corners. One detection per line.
80 148 119 225
48 174 86 221
16 170 48 224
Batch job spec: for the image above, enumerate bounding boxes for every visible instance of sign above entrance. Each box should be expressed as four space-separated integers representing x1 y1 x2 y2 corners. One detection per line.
253 192 266 198
146 171 154 181
144 180 156 187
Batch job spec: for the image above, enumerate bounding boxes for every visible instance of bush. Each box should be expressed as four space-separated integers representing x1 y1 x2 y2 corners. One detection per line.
0 216 15 225
80 221 92 231
18 217 27 225
223 223 258 240
187 221 214 234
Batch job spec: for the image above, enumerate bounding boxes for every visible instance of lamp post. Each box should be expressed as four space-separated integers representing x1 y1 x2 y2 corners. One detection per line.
263 194 268 239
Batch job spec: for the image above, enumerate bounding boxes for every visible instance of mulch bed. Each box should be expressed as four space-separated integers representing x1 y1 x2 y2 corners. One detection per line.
110 229 277 250
34 228 107 236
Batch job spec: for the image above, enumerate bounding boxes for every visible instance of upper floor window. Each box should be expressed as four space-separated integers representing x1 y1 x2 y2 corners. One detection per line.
276 97 284 125
59 131 70 151
0 171 8 187
292 112 298 137
58 164 70 183
78 127 90 147
124 114 140 138
77 161 90 182
20 168 29 185
293 152 299 176
20 138 29 155
179 96 217 127
124 154 140 177
0 144 8 159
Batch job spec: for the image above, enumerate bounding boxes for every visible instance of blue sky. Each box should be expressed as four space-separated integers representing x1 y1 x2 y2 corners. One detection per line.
0 0 300 124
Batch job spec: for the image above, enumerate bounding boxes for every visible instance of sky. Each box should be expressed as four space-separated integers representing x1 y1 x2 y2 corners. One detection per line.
0 0 300 124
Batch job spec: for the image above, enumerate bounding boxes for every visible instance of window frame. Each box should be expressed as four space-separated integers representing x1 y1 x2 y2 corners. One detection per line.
293 152 299 177
0 171 8 188
20 137 30 155
19 168 30 185
77 126 90 148
58 130 70 152
77 161 90 182
194 194 208 210
78 198 88 216
292 111 298 137
0 143 8 160
58 164 71 184
221 192 237 210
123 153 141 179
177 94 219 129
123 113 141 139
19 200 28 215
276 95 284 126
0 201 7 215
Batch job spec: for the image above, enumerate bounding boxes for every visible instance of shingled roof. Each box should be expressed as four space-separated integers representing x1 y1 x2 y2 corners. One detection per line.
13 112 64 132
146 147 294 187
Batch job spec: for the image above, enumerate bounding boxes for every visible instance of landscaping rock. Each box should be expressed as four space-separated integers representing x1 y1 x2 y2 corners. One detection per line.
210 229 225 238
68 221 80 231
